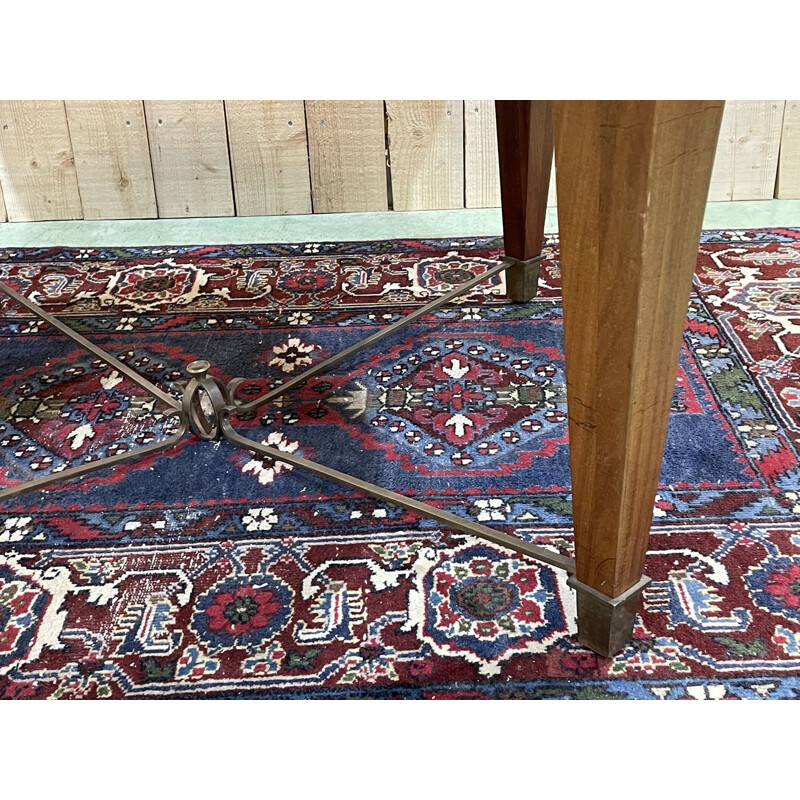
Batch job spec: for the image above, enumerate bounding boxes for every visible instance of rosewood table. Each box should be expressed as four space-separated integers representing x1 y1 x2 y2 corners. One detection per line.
0 100 724 658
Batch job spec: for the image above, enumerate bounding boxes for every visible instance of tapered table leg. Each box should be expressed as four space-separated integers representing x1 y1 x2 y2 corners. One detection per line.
496 101 553 302
553 101 725 656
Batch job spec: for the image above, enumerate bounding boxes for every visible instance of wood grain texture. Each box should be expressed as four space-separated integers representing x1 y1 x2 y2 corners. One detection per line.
0 101 83 221
554 100 724 599
144 101 234 218
496 101 553 260
776 100 800 199
64 101 157 220
496 101 553 302
304 101 387 213
465 100 500 208
0 179 6 222
225 101 312 216
708 100 785 201
386 100 463 211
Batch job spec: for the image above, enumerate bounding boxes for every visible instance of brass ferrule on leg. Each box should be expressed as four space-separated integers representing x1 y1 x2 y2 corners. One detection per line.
567 574 652 658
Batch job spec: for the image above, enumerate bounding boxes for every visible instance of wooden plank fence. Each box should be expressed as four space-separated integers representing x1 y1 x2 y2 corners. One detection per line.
0 100 796 222
144 100 234 218
708 101 785 201
777 100 800 199
64 100 157 220
305 101 387 213
225 100 312 216
0 100 83 222
386 100 464 211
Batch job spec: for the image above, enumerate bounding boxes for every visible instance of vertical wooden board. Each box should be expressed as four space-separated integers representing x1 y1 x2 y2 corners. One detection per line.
465 101 500 208
144 101 234 218
0 179 6 221
64 100 157 220
305 101 387 213
386 100 463 211
708 100 785 201
465 101 557 208
776 100 800 199
225 101 312 216
0 101 83 221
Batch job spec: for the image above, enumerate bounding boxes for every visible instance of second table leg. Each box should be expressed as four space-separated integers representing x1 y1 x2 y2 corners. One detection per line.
496 100 553 302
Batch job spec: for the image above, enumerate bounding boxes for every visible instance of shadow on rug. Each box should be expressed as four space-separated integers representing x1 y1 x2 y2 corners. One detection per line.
1 230 799 699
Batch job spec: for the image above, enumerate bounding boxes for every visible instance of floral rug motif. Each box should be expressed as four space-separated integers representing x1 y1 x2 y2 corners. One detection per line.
1 230 799 699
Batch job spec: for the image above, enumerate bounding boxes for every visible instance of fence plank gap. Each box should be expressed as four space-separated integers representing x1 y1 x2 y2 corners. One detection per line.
709 100 785 201
225 101 312 216
305 101 387 213
65 101 157 220
386 100 464 211
776 100 800 199
144 100 235 218
0 101 83 221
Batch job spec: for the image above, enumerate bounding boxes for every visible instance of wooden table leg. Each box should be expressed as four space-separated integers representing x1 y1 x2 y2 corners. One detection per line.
496 101 553 302
553 101 725 656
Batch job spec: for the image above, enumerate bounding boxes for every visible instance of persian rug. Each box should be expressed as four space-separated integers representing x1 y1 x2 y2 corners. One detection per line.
1 230 799 700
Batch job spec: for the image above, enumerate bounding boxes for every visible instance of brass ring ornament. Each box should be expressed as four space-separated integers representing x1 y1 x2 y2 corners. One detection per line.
181 360 229 440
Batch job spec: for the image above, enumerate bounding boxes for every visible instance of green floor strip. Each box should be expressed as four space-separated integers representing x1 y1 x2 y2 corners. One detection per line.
0 201 798 248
